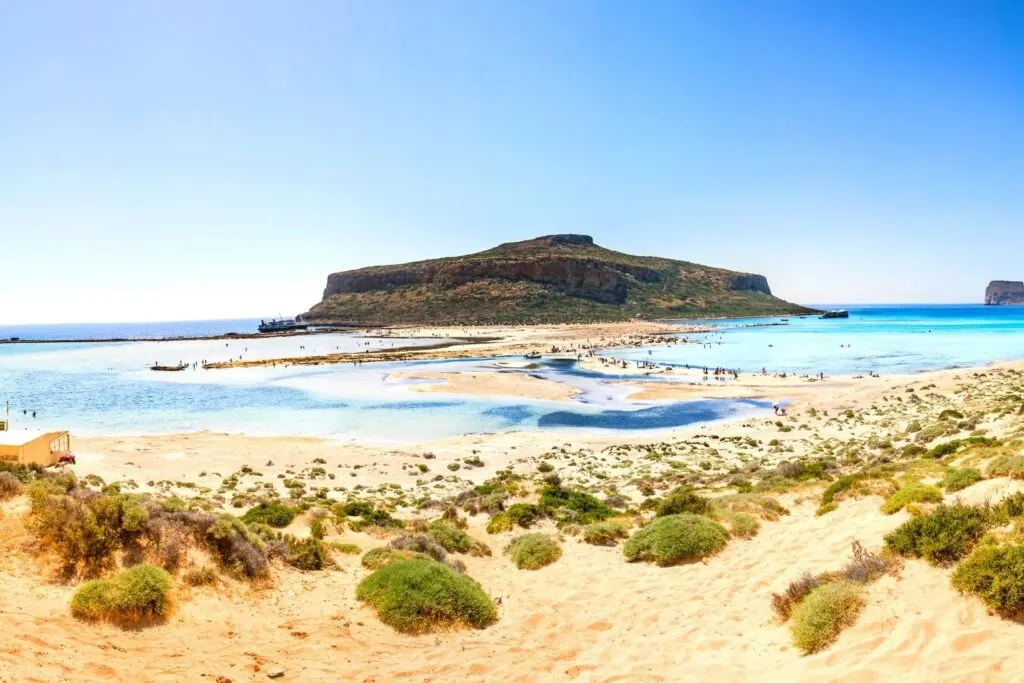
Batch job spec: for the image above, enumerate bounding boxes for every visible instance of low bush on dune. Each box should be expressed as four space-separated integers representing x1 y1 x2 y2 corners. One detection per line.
505 533 562 570
539 482 613 525
656 486 710 517
485 513 515 534
816 473 897 516
356 557 497 634
334 501 406 531
505 503 543 529
994 492 1024 520
389 533 449 563
711 493 790 521
987 455 1024 480
790 581 865 654
286 537 333 571
952 543 1024 615
0 472 24 500
71 564 173 626
715 511 760 538
240 502 296 528
941 468 982 493
772 542 895 624
623 514 729 566
771 572 820 621
582 520 629 546
427 520 491 557
880 483 943 515
884 504 991 565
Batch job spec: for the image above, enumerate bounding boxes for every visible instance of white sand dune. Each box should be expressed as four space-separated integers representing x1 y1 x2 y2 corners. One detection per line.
3 493 1022 682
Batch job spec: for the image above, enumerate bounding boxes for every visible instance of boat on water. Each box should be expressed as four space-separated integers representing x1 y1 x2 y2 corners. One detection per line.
258 317 310 333
150 363 188 372
820 310 850 319
524 351 542 359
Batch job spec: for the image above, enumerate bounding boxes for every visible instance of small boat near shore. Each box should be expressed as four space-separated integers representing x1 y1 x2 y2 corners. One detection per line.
524 351 542 359
150 363 188 372
820 310 850 319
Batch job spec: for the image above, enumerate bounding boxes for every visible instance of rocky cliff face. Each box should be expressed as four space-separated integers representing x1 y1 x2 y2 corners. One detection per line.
305 234 812 325
985 281 1024 305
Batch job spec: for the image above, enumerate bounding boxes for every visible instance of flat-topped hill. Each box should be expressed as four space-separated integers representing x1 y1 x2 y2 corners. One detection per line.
303 234 815 325
985 280 1024 305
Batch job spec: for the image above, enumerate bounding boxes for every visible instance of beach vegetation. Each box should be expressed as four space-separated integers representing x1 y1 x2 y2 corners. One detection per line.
327 542 360 555
880 483 943 514
182 565 218 587
286 537 333 570
428 520 491 556
240 502 296 528
951 543 1024 615
505 533 562 570
486 513 515 534
987 455 1024 480
994 492 1024 520
539 483 613 524
623 514 729 566
884 504 991 565
0 472 23 500
356 557 497 634
582 520 629 546
505 503 543 528
771 572 819 621
941 468 982 492
70 564 173 626
817 472 897 516
655 486 710 517
789 581 865 654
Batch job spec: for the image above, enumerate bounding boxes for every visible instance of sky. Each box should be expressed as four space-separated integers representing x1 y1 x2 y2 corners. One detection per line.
2 1 1023 324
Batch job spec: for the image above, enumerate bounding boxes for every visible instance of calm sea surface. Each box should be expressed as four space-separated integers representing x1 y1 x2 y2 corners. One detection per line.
0 306 1020 441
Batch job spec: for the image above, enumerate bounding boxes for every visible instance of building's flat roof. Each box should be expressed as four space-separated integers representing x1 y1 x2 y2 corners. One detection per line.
0 429 67 446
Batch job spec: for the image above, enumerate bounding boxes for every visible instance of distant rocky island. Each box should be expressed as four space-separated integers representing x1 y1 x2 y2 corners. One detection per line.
985 280 1024 305
303 234 816 325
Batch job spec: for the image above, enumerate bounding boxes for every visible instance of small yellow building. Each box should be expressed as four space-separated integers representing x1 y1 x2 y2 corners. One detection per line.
0 430 71 466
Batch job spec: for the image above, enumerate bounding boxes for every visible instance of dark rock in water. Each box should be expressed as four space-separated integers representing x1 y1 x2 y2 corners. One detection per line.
304 234 815 325
985 280 1024 305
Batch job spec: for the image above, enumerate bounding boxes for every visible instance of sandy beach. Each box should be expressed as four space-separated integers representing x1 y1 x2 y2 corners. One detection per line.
5 331 1024 682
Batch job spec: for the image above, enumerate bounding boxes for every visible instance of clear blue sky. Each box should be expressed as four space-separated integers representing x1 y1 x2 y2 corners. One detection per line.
2 1 1022 323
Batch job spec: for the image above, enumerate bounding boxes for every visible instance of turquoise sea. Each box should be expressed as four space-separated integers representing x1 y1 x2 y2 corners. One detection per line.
0 305 1021 441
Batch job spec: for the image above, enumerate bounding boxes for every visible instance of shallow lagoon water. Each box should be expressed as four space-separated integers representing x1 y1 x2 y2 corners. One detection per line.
1 305 1021 441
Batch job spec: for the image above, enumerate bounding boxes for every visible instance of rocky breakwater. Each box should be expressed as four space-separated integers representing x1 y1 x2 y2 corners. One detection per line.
985 281 1024 305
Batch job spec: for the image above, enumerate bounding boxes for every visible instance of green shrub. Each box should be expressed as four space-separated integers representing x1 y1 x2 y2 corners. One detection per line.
952 543 1024 615
623 514 729 566
538 484 612 524
484 514 512 535
310 518 325 540
505 503 543 528
941 468 982 492
356 557 497 633
505 533 562 570
70 564 173 626
987 455 1024 480
656 486 710 517
790 581 865 654
362 547 400 570
884 504 991 565
880 484 943 515
389 533 448 563
582 520 629 546
287 537 332 570
240 502 296 528
537 462 554 473
994 492 1024 520
718 511 760 538
938 409 965 421
330 542 361 554
427 520 491 557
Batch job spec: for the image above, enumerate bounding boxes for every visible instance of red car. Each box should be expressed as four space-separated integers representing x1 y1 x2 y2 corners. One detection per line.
57 453 76 466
